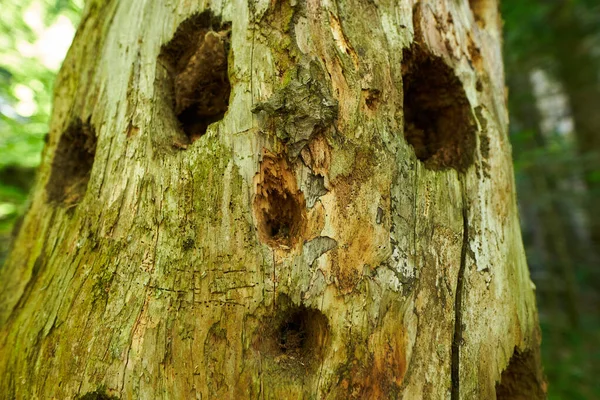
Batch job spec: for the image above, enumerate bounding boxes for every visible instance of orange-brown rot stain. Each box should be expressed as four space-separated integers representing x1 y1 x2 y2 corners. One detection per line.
362 319 408 399
300 133 331 177
330 223 377 292
469 0 500 30
329 248 360 292
330 150 373 217
370 323 408 388
333 344 376 399
126 121 140 137
468 34 483 71
300 134 331 240
325 149 385 293
334 327 407 399
253 150 307 251
492 171 513 225
305 201 326 240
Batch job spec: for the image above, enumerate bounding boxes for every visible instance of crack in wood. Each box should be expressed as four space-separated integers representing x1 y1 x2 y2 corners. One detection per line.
451 176 469 400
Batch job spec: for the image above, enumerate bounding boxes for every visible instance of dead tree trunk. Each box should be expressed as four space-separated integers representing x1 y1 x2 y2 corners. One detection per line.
0 0 544 398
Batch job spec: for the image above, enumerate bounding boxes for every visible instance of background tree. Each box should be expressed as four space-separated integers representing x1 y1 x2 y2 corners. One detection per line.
503 0 600 397
0 0 81 264
0 0 544 398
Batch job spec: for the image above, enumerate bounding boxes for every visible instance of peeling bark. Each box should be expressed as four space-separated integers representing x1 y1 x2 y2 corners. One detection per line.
0 0 544 398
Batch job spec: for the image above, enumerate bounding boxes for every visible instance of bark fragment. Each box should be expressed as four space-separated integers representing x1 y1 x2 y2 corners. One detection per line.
251 62 337 157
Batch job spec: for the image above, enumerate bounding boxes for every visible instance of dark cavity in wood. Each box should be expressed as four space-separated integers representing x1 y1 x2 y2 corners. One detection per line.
496 348 546 400
46 118 97 206
159 11 231 142
253 152 306 250
257 294 330 371
402 45 476 172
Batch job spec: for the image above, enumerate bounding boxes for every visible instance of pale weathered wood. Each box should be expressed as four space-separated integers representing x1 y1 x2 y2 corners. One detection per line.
0 0 544 398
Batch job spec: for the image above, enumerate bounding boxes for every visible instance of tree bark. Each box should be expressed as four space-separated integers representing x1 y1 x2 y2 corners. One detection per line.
0 0 544 398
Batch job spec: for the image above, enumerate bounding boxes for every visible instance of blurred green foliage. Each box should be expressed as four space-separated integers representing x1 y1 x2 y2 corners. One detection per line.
504 0 600 68
0 0 82 168
0 0 82 261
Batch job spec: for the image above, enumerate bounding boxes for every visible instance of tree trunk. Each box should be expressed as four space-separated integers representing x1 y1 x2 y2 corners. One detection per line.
0 0 544 398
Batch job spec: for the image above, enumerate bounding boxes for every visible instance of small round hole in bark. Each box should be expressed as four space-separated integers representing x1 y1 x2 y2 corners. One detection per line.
277 306 328 357
159 11 231 142
258 296 330 369
77 387 120 400
496 349 545 399
363 88 381 110
46 118 97 206
253 152 306 250
402 46 476 172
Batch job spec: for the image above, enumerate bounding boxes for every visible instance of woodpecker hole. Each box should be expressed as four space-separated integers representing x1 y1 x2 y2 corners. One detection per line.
402 46 476 171
159 11 231 142
277 306 328 357
258 296 330 369
46 118 97 205
496 349 546 399
77 387 120 400
253 152 306 249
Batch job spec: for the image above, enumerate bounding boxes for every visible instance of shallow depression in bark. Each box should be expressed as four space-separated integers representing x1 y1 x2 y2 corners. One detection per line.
277 307 328 356
159 11 231 142
46 118 96 206
259 296 330 371
402 46 476 171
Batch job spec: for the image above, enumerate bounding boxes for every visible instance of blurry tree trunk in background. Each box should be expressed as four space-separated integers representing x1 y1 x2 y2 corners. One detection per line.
507 69 580 327
550 2 600 254
0 0 544 398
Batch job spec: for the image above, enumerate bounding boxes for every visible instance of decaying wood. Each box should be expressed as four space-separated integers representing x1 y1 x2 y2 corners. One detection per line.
0 0 544 398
